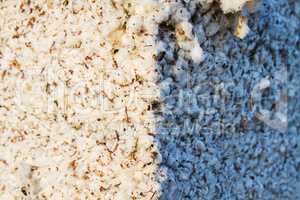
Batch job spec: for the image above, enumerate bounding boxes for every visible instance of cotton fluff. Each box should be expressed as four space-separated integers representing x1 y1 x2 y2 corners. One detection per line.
175 21 204 63
190 40 204 63
219 0 249 13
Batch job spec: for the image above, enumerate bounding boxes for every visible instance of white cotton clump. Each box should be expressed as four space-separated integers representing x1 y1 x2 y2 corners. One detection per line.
190 41 204 64
219 0 249 13
175 21 204 63
258 78 271 90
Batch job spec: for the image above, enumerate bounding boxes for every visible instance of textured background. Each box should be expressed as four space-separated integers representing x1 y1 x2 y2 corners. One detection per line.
0 0 299 199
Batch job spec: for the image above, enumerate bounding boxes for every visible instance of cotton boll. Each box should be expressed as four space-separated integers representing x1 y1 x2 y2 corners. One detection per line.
258 78 270 90
190 40 204 64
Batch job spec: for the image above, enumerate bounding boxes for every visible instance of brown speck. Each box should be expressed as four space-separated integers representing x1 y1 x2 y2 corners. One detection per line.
129 137 139 160
21 186 28 196
135 74 144 84
1 70 7 80
19 3 25 12
150 191 157 200
72 122 83 130
95 170 104 177
73 41 82 48
114 183 121 187
101 90 114 103
39 10 46 16
82 174 89 180
25 42 32 47
12 33 21 39
112 57 119 68
147 132 155 136
240 116 248 131
69 160 77 170
112 49 119 54
0 159 8 165
96 140 105 145
151 100 160 110
110 0 117 9
99 186 108 192
30 165 38 171
62 0 69 6
9 59 21 70
49 41 55 53
123 106 131 123
151 152 158 160
45 83 50 94
137 26 146 36
156 51 165 61
27 17 36 28
0 185 5 192
85 55 92 62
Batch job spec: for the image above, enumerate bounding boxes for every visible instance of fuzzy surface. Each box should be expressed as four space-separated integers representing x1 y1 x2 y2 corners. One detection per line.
0 0 299 200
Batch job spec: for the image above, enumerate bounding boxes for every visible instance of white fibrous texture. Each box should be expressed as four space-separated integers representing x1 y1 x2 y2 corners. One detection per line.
219 0 249 13
0 1 162 199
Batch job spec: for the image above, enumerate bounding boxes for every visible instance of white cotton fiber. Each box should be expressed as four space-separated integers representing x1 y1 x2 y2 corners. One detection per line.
219 0 249 13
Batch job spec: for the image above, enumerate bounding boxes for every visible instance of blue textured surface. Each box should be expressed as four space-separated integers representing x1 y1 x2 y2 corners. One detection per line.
155 1 300 199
